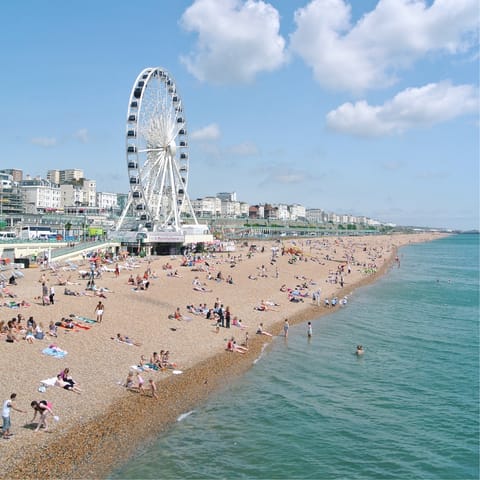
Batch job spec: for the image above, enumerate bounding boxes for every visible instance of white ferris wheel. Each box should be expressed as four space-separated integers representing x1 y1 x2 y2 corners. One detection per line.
116 67 198 232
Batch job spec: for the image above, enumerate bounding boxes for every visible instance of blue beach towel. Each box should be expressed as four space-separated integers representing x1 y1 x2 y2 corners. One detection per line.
75 316 97 324
42 347 68 358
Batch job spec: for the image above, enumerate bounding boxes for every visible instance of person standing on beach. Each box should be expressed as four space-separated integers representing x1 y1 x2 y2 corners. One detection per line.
225 306 231 328
41 282 49 305
49 285 55 305
95 301 105 323
2 393 25 439
218 305 225 328
284 319 290 338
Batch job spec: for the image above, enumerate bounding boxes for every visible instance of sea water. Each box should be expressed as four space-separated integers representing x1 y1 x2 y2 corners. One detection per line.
111 234 479 480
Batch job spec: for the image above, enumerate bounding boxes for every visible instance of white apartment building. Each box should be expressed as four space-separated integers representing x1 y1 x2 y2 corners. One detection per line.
289 204 306 221
97 192 118 211
274 204 290 221
306 208 327 224
327 213 341 224
191 196 222 218
21 179 61 214
60 184 85 208
83 179 97 207
220 200 241 218
239 202 249 218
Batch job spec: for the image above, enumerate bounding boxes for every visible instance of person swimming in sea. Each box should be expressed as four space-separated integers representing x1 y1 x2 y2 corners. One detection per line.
356 345 364 355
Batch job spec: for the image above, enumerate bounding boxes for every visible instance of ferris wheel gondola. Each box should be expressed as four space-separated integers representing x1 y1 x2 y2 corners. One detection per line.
117 67 198 232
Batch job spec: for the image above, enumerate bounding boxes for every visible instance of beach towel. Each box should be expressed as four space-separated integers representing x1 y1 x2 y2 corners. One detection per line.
74 322 91 330
130 364 157 372
40 377 57 387
42 347 68 358
75 315 97 324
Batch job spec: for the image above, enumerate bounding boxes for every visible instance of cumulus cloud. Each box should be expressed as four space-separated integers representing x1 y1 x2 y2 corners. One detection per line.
290 0 479 92
180 0 287 84
326 82 479 136
190 123 221 141
31 137 57 147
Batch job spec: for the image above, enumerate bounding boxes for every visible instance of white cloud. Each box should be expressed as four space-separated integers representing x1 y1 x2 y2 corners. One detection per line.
190 123 221 141
228 142 259 156
180 0 287 84
31 137 57 147
73 128 89 144
272 172 307 184
326 82 479 136
257 163 312 186
290 0 479 92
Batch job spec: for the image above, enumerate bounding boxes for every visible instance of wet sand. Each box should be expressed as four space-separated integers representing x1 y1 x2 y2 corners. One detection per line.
0 233 447 479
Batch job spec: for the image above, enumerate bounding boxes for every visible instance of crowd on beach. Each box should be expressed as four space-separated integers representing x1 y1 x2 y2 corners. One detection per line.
0 232 444 476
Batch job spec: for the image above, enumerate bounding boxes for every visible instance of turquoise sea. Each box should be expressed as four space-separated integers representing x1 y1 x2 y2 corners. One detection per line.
111 234 479 480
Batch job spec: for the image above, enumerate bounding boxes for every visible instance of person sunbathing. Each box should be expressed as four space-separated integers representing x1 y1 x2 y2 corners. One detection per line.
233 340 248 353
55 374 82 394
6 328 18 343
161 350 177 369
64 287 80 296
255 300 279 312
150 351 161 368
58 367 77 384
232 317 247 329
115 333 142 346
227 337 248 353
125 371 135 388
256 323 273 337
56 318 75 329
47 321 58 337
24 326 35 344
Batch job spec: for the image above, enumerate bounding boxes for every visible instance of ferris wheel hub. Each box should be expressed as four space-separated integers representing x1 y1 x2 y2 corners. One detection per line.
167 140 177 156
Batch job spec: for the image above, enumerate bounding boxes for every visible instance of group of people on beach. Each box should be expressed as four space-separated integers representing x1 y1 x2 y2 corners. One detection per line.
1 314 46 343
2 392 63 439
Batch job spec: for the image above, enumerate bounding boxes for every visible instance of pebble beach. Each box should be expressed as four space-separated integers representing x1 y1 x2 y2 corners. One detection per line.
0 232 447 479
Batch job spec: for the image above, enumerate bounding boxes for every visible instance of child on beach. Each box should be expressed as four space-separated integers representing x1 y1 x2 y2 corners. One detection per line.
307 322 313 338
148 379 158 400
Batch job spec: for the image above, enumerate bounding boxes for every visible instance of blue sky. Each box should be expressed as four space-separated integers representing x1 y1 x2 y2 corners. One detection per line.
0 0 478 230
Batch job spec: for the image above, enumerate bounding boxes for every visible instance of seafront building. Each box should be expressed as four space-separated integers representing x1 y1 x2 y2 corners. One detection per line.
0 168 384 234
